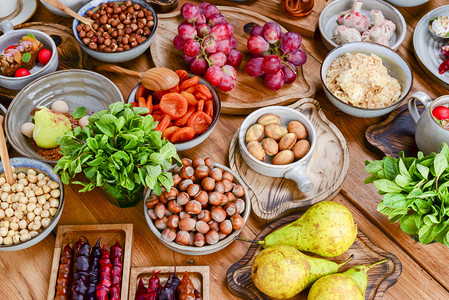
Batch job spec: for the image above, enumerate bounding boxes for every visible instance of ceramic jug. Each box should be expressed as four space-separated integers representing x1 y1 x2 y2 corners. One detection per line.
408 91 449 155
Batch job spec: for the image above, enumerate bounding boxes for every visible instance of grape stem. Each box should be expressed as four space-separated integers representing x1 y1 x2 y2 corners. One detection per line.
271 43 296 74
196 36 213 67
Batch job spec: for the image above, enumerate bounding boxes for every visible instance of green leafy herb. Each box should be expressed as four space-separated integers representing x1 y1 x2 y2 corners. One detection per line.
72 106 86 119
21 52 31 63
27 33 36 39
54 102 181 195
365 143 449 247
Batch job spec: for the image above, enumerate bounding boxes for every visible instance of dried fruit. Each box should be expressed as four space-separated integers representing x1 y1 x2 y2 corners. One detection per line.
261 138 279 156
257 113 281 126
279 133 297 151
288 120 307 140
272 150 295 165
292 139 310 160
265 123 288 140
247 140 265 162
245 124 264 143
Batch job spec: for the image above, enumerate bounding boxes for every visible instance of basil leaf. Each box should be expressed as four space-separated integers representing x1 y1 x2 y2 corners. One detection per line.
400 214 419 235
374 179 402 193
72 106 86 119
27 33 36 39
383 157 399 181
21 52 31 63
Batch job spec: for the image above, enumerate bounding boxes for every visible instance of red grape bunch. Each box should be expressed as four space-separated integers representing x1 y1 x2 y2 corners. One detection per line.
245 22 307 91
173 2 243 92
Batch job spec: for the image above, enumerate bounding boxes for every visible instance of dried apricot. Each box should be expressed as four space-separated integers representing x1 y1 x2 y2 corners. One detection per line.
159 93 188 119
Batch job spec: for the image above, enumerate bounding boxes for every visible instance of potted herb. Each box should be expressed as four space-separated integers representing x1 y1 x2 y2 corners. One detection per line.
54 102 180 208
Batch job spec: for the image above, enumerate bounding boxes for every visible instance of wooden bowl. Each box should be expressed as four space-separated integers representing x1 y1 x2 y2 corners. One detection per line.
143 162 250 255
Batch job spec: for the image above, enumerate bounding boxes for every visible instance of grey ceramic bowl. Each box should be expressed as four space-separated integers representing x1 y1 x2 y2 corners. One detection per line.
127 77 221 151
384 0 428 7
73 0 158 63
321 42 413 118
40 0 90 17
0 21 58 90
238 106 316 193
144 162 250 255
319 0 407 51
0 157 64 251
5 69 124 164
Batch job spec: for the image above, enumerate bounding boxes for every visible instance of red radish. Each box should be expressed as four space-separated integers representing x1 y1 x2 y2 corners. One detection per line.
432 106 449 120
37 49 52 65
5 45 15 51
14 68 30 77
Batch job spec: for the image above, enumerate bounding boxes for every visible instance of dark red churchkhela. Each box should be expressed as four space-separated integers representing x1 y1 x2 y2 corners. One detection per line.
86 237 102 300
110 240 123 299
72 237 91 299
54 244 72 300
96 245 112 299
177 271 196 300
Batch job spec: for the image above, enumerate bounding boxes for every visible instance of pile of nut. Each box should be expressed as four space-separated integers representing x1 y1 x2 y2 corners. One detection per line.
245 113 311 165
76 1 154 52
0 168 61 245
146 157 246 247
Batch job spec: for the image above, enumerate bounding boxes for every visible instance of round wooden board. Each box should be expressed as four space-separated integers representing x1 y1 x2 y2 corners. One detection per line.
0 22 90 100
228 98 349 222
226 213 403 300
151 6 316 115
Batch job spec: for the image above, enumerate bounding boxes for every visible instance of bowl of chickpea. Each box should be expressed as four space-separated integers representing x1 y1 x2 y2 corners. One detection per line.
0 157 64 251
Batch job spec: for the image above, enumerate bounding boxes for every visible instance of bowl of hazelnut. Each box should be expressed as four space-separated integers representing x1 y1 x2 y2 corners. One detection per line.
238 106 316 194
73 0 157 63
0 157 64 251
144 157 250 255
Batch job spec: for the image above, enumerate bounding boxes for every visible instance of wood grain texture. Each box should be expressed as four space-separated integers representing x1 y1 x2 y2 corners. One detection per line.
365 103 424 158
229 98 349 221
129 266 210 299
0 22 90 100
47 224 133 300
152 6 316 115
226 213 402 300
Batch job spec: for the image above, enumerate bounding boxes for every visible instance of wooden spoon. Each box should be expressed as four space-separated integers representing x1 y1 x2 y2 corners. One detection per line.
0 116 14 185
96 65 179 91
42 0 95 30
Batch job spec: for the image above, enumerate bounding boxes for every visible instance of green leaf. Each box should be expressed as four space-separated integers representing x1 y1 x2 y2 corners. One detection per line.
72 106 86 119
395 174 410 188
400 214 419 235
374 179 403 193
95 122 115 137
417 164 429 179
109 102 125 115
382 193 410 209
434 153 448 177
365 160 383 174
383 157 399 181
27 33 36 39
21 52 31 63
419 224 436 244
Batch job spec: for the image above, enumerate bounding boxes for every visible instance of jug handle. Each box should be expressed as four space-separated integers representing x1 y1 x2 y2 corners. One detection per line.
408 92 433 124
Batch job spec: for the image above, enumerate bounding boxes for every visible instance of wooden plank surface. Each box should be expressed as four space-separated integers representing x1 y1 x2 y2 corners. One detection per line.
1 1 449 300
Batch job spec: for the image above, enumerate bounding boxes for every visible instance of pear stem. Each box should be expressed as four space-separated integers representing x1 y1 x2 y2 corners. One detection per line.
366 258 389 271
237 236 264 245
338 254 354 268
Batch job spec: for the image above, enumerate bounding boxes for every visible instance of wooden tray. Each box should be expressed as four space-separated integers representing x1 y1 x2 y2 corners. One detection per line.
151 6 315 115
0 22 91 101
228 98 349 222
206 0 327 38
129 266 210 299
365 103 424 158
226 213 402 300
47 224 133 300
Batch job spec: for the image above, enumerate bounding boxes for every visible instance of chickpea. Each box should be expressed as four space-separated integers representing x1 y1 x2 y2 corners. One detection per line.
41 210 50 218
31 221 41 231
28 197 36 204
30 230 38 237
0 227 7 236
25 190 35 198
18 220 27 229
20 233 31 242
12 203 18 211
1 192 8 201
37 196 46 205
14 211 24 220
34 187 43 196
28 183 36 189
42 218 51 228
9 216 19 223
2 183 10 192
0 209 4 218
4 236 12 245
17 192 24 197
27 174 37 183
13 234 21 244
33 207 42 216
19 179 28 186
11 194 19 203
27 203 36 212
43 203 50 210
37 180 46 187
49 181 59 189
43 176 51 182
10 222 18 231
49 198 59 208
27 222 34 230
19 229 28 235
7 230 15 237
34 216 42 223
1 202 8 210
12 173 17 180
49 208 57 216
27 169 36 176
43 185 51 194
37 173 45 181
50 189 61 198
45 194 51 200
27 212 35 221
5 207 13 217
17 173 25 180
17 203 26 211
5 194 12 203
1 220 9 228
0 177 5 185
19 196 27 204
0 236 3 244
11 185 16 193
16 183 24 192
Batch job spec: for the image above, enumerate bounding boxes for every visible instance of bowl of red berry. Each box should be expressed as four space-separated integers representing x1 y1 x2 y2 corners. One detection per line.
0 21 58 90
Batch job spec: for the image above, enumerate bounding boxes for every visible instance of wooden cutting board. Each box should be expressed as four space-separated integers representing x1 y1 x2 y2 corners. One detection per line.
228 98 349 222
151 6 316 115
226 213 402 300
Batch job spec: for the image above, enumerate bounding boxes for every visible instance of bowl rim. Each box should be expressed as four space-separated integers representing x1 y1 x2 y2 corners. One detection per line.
318 0 407 50
320 41 413 111
144 162 251 254
4 69 125 164
0 156 65 249
128 78 221 147
238 106 317 169
72 0 158 55
0 28 58 81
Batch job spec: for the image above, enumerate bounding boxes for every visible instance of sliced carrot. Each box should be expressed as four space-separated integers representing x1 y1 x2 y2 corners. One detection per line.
146 95 153 114
204 100 213 118
195 84 212 99
174 107 195 127
159 93 188 119
162 126 180 140
180 91 198 107
197 99 204 112
179 76 199 91
187 111 212 135
138 97 147 108
135 84 149 103
170 127 196 144
194 92 209 101
175 70 189 82
154 114 171 132
185 86 196 94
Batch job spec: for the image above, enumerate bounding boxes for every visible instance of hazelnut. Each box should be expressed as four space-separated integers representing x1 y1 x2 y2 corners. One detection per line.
214 181 225 193
161 228 176 242
195 220 210 234
219 220 233 235
225 192 236 203
208 191 223 206
154 203 166 219
194 165 210 180
205 230 219 245
194 190 209 205
192 158 205 168
175 230 190 245
208 220 219 231
231 214 244 230
179 218 196 231
201 177 215 192
221 179 233 193
198 210 211 223
234 199 246 214
211 206 226 223
179 211 192 219
172 174 182 186
222 171 234 182
145 195 159 209
209 168 223 181
194 233 205 247
154 216 168 230
167 215 179 229
176 192 190 206
204 157 215 169
167 200 183 214
178 179 193 192
181 158 191 166
179 165 194 179
147 208 157 220
224 203 237 216
185 200 202 215
164 187 178 200
232 185 245 198
187 184 201 197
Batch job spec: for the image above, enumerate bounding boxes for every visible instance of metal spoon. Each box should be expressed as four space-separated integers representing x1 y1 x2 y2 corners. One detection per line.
96 65 179 91
42 0 95 31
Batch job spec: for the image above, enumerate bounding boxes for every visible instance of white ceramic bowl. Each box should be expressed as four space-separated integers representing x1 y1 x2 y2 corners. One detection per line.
320 42 413 118
238 106 316 193
384 0 428 7
127 77 221 151
319 0 407 51
144 163 250 255
0 21 58 90
0 157 64 251
73 0 158 63
40 0 91 17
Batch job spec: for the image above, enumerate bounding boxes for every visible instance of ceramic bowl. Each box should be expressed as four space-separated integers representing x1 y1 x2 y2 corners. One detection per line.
319 0 407 51
384 0 428 7
0 157 64 251
238 106 316 193
0 21 58 90
5 69 124 165
128 77 221 151
73 0 158 63
144 162 250 255
40 0 91 17
320 42 413 118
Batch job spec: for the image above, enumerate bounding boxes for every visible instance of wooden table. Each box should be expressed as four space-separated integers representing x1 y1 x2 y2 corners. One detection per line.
1 1 449 299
